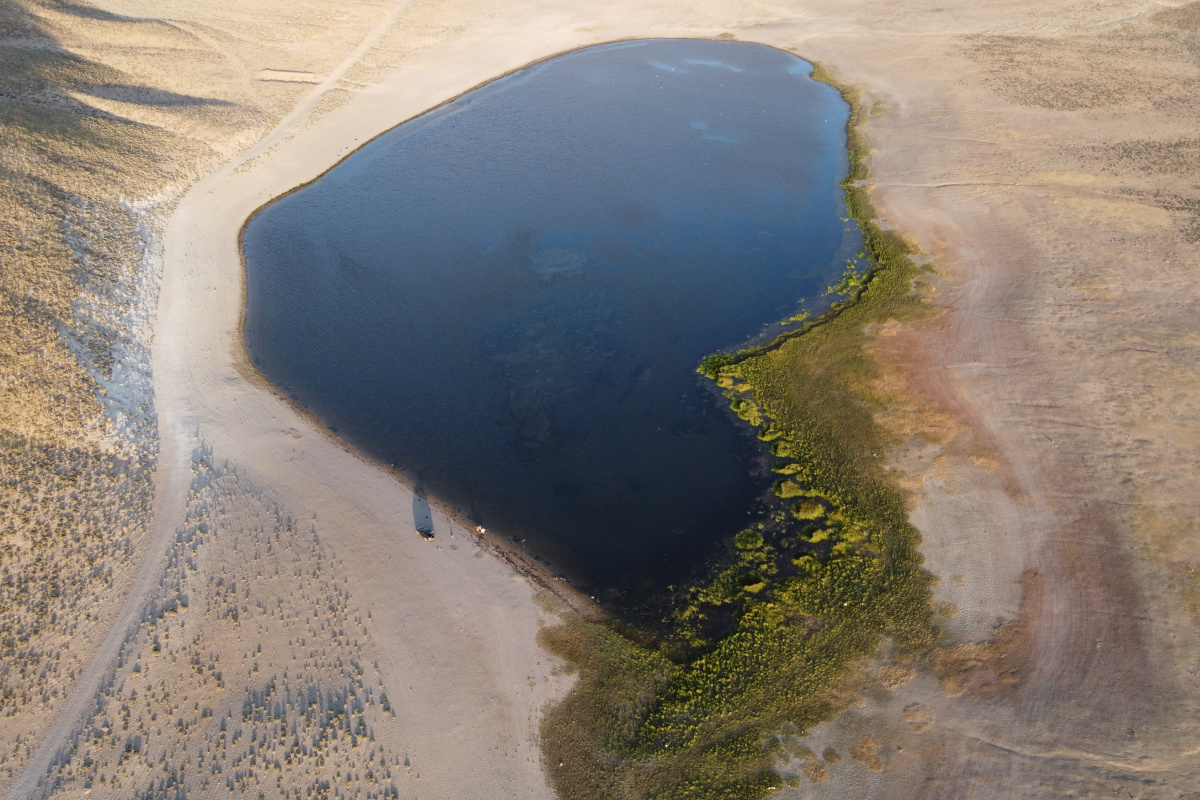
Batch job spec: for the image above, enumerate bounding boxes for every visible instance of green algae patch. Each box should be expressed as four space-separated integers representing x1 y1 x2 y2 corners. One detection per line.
735 529 765 550
539 63 937 800
772 479 807 499
791 500 826 521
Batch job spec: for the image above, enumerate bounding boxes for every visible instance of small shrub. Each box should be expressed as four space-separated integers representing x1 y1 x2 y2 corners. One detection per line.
735 529 764 550
791 500 825 520
773 480 806 499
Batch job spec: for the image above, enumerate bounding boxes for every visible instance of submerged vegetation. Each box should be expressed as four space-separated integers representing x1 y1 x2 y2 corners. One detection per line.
540 62 938 799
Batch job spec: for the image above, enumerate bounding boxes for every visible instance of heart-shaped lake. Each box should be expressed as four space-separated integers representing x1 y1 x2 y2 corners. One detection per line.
243 38 861 596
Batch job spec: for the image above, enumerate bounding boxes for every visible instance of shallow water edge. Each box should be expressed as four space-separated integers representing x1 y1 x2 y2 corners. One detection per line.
240 38 858 598
537 60 939 800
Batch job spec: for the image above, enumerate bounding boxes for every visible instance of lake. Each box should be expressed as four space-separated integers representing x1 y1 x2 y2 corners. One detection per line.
243 39 860 594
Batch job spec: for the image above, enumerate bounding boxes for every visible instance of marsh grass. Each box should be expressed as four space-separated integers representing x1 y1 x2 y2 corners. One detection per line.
539 62 937 800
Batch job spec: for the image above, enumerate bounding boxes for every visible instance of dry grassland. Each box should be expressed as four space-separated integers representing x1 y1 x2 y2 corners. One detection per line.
787 2 1200 796
36 447 409 798
2 0 1200 798
0 0 406 794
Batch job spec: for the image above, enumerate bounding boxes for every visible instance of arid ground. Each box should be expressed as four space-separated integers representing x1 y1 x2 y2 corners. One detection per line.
1 0 1198 797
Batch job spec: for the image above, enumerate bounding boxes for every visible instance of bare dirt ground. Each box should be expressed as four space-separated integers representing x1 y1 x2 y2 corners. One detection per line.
2 0 1198 797
792 5 1200 795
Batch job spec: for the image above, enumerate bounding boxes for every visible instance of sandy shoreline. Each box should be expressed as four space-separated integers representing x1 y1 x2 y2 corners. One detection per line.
6 0 1200 796
224 43 721 620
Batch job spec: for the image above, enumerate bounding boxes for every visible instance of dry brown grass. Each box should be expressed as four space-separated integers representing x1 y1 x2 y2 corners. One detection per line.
33 450 407 798
0 3 174 782
849 734 882 772
0 0 367 790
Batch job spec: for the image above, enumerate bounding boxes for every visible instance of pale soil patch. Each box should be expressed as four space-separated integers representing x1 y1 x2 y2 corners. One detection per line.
258 69 321 83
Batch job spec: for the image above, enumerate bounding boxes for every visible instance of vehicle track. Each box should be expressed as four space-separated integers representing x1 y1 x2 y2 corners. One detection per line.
6 2 413 796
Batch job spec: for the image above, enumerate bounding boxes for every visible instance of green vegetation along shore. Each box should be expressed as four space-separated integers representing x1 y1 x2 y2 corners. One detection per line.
539 63 939 800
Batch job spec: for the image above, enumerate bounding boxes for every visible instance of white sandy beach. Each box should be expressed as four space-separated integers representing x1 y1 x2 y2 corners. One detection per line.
5 0 1200 797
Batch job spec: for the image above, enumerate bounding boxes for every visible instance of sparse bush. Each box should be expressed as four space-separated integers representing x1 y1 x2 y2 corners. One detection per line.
773 480 806 499
735 529 764 550
791 500 825 520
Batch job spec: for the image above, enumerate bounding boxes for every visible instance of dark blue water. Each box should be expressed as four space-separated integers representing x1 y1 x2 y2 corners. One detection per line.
243 40 859 592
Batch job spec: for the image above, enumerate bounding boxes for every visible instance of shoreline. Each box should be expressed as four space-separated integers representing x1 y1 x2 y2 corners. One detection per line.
229 36 819 620
535 56 941 798
700 63 888 378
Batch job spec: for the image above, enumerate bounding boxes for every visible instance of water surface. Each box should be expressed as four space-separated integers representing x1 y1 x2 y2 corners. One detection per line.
244 39 859 592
